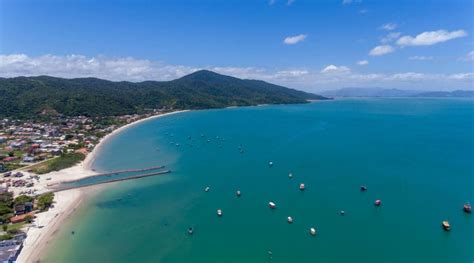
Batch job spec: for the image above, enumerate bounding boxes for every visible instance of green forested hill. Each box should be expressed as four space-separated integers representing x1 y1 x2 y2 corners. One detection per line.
0 70 328 118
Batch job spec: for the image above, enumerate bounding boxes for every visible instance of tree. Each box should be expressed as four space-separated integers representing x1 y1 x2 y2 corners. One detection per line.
24 215 33 223
2 224 7 232
37 193 55 211
14 195 33 206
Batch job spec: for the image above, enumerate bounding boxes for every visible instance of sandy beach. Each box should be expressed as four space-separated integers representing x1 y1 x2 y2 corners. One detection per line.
15 110 189 263
83 110 189 171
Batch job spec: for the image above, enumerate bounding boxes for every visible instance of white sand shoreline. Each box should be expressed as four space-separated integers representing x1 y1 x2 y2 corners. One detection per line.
16 110 189 263
83 110 190 170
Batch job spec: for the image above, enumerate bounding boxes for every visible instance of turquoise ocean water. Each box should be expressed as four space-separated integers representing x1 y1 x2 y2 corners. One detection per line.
45 99 473 263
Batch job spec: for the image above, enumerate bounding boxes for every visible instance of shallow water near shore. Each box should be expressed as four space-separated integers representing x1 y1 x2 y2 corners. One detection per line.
44 99 473 263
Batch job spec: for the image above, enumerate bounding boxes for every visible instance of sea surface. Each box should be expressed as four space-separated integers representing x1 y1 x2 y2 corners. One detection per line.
45 98 473 263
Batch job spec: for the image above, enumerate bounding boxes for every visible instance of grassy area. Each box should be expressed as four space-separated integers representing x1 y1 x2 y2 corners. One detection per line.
4 163 25 171
30 153 85 174
6 222 26 232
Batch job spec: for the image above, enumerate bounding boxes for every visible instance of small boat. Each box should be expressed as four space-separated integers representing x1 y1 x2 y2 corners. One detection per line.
268 202 276 209
187 227 194 235
71 231 75 235
442 221 450 231
288 173 293 179
217 209 223 217
236 190 241 197
204 186 210 192
299 183 305 191
463 203 472 213
309 227 317 236
269 161 273 167
340 210 345 216
287 216 294 223
360 185 367 191
374 199 381 206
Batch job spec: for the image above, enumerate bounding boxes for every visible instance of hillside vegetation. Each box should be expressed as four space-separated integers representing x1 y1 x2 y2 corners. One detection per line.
0 70 328 118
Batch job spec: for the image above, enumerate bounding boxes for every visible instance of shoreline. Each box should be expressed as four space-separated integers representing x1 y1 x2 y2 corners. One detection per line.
83 110 190 170
16 110 190 263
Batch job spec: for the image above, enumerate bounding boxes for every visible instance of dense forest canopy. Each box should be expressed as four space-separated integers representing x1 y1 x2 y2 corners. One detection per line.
0 70 328 118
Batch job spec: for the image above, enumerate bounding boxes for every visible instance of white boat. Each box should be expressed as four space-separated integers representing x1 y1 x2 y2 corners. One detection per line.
204 186 210 192
269 161 273 167
299 183 305 190
236 190 241 197
287 216 293 223
217 209 223 217
310 227 317 236
288 173 293 178
268 202 276 209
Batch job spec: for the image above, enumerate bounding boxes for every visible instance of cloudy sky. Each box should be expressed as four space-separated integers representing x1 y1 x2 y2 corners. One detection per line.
0 0 473 92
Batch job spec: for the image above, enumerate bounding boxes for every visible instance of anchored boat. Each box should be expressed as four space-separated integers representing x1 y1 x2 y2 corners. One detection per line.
442 221 450 231
268 202 276 209
463 203 472 213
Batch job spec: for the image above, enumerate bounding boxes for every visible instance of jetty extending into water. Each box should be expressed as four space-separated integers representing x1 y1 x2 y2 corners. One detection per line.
59 165 166 185
45 165 171 192
50 170 171 192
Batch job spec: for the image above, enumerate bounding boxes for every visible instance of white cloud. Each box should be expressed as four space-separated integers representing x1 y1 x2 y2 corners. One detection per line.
275 69 309 77
460 51 474 61
396 29 467 46
283 34 307 45
369 45 395 56
321 65 351 74
448 73 474 80
268 0 276 5
380 23 397 31
342 0 361 5
1 54 473 92
358 9 368 14
287 0 295 5
380 32 401 43
357 60 369 65
409 56 434 61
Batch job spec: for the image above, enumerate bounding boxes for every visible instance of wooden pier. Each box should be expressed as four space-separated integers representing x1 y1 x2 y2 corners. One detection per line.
51 170 171 192
47 165 166 187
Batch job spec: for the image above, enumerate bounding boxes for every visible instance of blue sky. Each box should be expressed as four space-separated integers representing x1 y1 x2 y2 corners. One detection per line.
1 0 473 92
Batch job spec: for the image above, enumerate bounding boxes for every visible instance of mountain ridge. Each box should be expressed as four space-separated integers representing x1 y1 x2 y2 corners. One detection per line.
0 70 328 118
321 87 473 98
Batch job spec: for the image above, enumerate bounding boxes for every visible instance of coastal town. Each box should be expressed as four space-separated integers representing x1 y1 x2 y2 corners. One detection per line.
0 109 174 262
